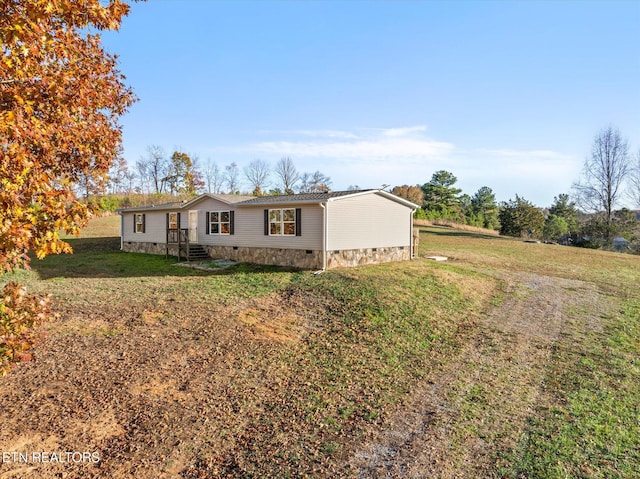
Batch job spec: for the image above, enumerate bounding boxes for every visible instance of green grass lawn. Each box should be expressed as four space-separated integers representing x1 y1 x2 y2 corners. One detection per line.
421 225 640 479
0 218 638 478
501 297 640 479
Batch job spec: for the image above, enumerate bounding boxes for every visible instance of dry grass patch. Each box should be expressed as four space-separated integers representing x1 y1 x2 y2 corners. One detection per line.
235 293 307 342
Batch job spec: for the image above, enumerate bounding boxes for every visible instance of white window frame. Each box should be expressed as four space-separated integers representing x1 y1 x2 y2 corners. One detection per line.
168 212 178 229
209 211 231 235
269 208 296 236
135 213 145 233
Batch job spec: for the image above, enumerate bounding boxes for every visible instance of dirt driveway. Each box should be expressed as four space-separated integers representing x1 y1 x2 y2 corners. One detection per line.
350 272 614 478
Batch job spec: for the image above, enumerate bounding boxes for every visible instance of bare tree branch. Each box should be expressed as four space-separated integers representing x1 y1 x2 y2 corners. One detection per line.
572 126 631 239
244 159 271 195
274 157 300 194
627 149 640 208
224 162 241 194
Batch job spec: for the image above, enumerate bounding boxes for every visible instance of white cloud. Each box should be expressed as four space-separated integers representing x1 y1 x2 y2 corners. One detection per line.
478 148 574 160
253 126 453 162
468 148 580 178
209 126 579 205
380 125 428 137
257 129 360 139
254 138 454 160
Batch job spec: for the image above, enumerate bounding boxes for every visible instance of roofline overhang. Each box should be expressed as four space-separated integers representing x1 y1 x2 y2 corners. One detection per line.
326 189 421 209
116 204 185 214
235 189 420 209
117 193 255 214
180 193 254 209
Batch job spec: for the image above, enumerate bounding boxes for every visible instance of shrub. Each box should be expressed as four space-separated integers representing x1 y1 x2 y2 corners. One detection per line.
413 208 427 220
543 215 569 242
98 195 123 213
0 282 55 375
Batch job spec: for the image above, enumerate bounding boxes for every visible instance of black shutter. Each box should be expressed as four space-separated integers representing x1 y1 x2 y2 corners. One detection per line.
142 214 146 233
295 208 302 236
133 214 136 233
264 209 269 235
230 211 235 235
206 212 210 234
177 212 181 229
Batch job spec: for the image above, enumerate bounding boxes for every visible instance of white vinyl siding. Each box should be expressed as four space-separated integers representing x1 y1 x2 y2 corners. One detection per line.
121 195 314 248
326 193 412 251
184 197 234 244
121 211 173 244
199 204 323 250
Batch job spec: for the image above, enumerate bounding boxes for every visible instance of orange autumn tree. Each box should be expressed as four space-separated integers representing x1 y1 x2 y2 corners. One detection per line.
1 0 136 270
0 0 136 372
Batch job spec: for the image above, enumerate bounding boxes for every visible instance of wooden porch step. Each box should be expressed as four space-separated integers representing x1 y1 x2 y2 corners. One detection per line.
183 244 210 262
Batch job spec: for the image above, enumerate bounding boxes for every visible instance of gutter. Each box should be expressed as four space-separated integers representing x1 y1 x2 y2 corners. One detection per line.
319 202 327 271
410 208 416 259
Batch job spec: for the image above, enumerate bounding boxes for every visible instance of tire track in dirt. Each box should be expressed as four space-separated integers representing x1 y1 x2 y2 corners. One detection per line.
349 272 614 478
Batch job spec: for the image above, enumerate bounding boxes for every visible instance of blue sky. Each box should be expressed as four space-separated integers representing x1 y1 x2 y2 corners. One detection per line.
102 0 640 206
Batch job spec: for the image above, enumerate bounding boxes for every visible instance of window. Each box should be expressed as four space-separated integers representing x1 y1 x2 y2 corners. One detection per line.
208 211 231 235
168 212 178 229
269 208 296 236
134 213 145 233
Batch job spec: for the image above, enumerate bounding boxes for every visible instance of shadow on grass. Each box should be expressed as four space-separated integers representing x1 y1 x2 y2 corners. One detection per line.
29 237 298 280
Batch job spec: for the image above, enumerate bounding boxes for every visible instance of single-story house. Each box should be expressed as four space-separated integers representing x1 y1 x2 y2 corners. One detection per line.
118 189 419 270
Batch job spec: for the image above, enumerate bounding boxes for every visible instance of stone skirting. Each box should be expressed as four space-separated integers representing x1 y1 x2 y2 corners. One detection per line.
326 246 411 269
122 241 322 270
202 245 322 270
122 242 411 270
122 241 178 256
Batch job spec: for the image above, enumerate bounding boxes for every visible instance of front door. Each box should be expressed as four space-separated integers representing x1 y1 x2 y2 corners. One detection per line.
189 210 198 243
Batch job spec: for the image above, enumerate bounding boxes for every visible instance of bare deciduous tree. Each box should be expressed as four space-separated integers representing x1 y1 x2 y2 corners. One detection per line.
135 158 150 194
107 156 129 194
224 162 241 194
203 159 225 194
573 126 631 239
123 168 137 194
299 170 331 193
628 149 640 208
274 157 300 194
137 145 169 194
244 159 271 195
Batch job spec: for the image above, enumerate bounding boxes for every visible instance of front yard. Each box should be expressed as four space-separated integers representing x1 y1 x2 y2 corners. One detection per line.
0 216 638 477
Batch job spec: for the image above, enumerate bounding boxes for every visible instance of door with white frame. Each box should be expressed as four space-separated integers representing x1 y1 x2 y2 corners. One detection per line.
188 210 198 243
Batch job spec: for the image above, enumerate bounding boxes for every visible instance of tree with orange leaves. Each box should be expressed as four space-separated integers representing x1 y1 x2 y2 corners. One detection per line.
1 0 136 373
0 0 136 272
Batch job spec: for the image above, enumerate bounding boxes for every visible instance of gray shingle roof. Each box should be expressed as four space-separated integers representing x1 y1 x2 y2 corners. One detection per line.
116 201 186 212
117 189 419 213
234 190 374 206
